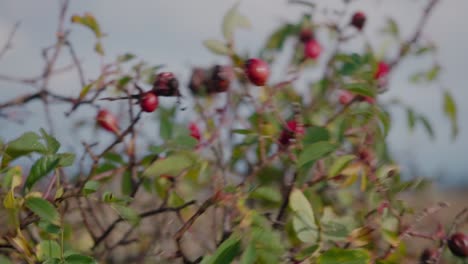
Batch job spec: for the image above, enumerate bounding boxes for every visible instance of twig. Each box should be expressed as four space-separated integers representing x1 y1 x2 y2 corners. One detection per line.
0 22 20 60
92 200 196 250
389 0 440 68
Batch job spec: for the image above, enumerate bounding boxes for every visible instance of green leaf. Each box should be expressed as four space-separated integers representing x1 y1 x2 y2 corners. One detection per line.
328 155 356 177
344 83 375 98
79 82 94 99
443 90 458 139
264 24 299 51
240 242 256 264
102 152 125 164
302 126 330 145
25 156 60 190
64 254 96 264
159 109 173 140
0 255 12 264
418 116 435 139
144 153 196 178
249 186 282 204
318 248 370 264
36 240 61 261
43 259 60 264
38 221 61 234
40 129 60 154
426 64 440 81
382 18 399 37
375 107 391 137
297 141 337 168
83 181 100 195
232 129 254 135
171 135 198 149
56 153 76 167
94 42 104 56
321 207 353 241
168 191 185 207
25 197 60 225
117 75 132 89
222 3 251 41
112 204 140 225
406 108 416 131
201 235 241 264
289 188 318 243
4 132 47 164
121 171 133 196
203 39 231 55
117 53 135 63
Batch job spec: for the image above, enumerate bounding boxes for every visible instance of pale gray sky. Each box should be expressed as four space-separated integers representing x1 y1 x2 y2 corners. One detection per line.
0 0 467 184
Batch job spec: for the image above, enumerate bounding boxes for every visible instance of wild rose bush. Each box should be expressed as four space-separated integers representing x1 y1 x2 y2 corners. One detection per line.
0 0 466 263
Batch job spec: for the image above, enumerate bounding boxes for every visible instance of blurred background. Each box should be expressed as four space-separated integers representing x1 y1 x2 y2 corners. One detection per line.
0 0 467 186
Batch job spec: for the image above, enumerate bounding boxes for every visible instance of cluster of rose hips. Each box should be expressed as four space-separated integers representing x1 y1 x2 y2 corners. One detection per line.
298 28 322 60
96 57 271 139
96 72 178 134
420 232 468 263
96 11 383 145
189 65 233 95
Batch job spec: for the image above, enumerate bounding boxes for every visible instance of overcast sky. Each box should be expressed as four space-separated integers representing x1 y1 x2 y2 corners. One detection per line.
0 0 467 184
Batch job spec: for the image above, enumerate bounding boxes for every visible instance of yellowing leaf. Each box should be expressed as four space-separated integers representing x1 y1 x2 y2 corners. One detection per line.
328 155 356 178
289 188 318 243
144 153 196 178
222 3 251 41
3 190 16 209
203 39 231 55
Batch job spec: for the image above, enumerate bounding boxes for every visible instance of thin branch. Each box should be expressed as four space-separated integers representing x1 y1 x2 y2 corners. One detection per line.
0 22 20 60
389 0 440 68
92 200 196 250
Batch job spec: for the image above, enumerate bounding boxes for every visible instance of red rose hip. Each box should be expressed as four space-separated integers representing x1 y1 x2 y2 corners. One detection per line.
299 29 314 43
351 11 366 30
279 120 305 146
96 109 119 134
374 61 390 80
448 232 468 258
339 90 355 105
153 72 180 96
140 92 159 112
189 122 201 141
419 248 438 263
304 39 321 60
244 58 270 86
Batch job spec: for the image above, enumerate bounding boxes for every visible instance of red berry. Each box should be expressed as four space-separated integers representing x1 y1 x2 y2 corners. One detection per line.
448 232 468 258
363 96 376 104
189 67 209 95
279 120 305 146
299 29 314 43
244 58 270 86
374 61 390 80
153 72 180 97
287 120 305 135
96 109 119 134
339 90 355 105
140 92 159 112
351 11 366 30
189 122 201 141
210 65 232 93
304 39 322 60
420 248 438 264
